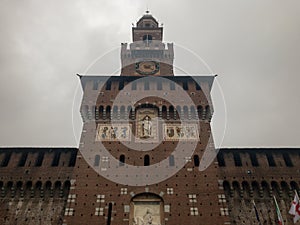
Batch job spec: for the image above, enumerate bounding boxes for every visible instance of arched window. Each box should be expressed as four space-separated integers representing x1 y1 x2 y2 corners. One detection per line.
94 155 100 167
162 105 167 119
169 155 175 166
197 106 203 119
144 155 150 166
205 105 211 120
99 105 104 119
119 154 125 166
120 106 125 119
143 34 152 43
169 106 175 119
183 106 188 119
193 155 200 167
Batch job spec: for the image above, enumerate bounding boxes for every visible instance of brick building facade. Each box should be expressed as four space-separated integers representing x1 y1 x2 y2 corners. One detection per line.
0 12 299 225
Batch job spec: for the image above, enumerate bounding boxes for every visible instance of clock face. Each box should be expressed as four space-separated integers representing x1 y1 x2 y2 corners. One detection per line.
136 61 160 75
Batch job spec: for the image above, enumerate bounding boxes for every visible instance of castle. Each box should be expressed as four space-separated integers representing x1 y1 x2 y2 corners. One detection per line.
0 12 299 225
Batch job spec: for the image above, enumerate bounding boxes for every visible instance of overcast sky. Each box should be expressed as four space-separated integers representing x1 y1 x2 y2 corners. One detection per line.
0 0 299 148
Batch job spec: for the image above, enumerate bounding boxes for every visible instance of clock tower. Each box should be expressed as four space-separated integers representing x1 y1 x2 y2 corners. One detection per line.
121 11 174 76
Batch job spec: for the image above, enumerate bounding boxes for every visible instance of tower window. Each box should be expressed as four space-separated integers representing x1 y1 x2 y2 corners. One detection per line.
144 155 150 166
106 81 111 90
118 81 124 90
93 80 98 90
144 81 150 90
170 81 175 90
132 82 137 90
157 80 162 90
183 81 188 90
143 34 152 43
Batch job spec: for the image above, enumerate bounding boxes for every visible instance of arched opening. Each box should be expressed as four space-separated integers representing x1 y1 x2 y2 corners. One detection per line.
190 106 196 119
205 105 211 120
120 106 125 119
16 181 23 197
144 155 150 166
169 155 175 167
261 181 270 198
197 105 203 120
94 155 100 167
193 155 200 167
119 154 125 166
54 181 62 197
25 181 32 196
130 193 164 225
281 181 290 199
99 105 104 119
106 106 111 119
92 105 96 120
183 106 189 119
271 181 281 198
290 181 299 192
162 105 167 119
223 180 231 197
112 106 118 119
6 181 13 197
169 106 175 119
232 181 241 198
63 180 71 196
251 181 260 198
143 34 153 43
242 181 251 199
176 106 181 119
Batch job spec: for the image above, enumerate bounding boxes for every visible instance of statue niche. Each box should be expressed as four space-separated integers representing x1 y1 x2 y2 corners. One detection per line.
136 107 158 141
